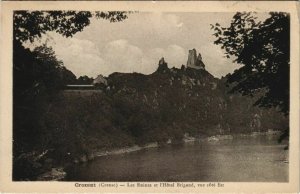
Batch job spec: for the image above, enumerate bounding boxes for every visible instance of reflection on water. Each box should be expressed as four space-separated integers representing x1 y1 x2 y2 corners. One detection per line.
65 135 288 182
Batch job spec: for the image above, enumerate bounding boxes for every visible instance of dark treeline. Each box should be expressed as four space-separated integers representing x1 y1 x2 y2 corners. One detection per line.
13 10 130 180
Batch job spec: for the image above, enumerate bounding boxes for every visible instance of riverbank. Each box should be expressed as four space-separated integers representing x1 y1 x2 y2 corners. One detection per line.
36 143 160 181
38 131 286 181
65 134 288 182
72 131 285 163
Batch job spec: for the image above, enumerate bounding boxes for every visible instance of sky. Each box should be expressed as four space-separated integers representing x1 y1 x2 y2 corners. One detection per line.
33 12 265 78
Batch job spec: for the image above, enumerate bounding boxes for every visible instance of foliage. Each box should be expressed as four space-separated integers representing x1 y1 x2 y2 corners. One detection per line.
211 12 290 114
13 11 129 180
13 43 70 155
76 75 94 85
13 10 130 96
14 42 73 99
14 11 129 42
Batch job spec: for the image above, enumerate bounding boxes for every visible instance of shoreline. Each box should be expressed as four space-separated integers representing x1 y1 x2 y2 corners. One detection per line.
73 131 285 164
38 131 285 181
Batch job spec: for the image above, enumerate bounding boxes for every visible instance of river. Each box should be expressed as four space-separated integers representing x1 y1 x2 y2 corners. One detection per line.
65 135 288 182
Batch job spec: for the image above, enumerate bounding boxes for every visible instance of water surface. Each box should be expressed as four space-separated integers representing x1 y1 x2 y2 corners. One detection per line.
65 135 288 182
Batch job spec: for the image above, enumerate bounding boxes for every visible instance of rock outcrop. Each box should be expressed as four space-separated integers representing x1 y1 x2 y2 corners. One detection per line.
159 57 166 66
186 48 205 70
156 57 169 72
37 168 66 181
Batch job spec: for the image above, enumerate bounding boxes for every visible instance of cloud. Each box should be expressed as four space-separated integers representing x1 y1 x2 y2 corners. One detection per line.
164 44 186 67
146 13 186 41
47 35 105 78
148 45 186 68
151 13 184 29
103 39 144 73
199 44 240 78
74 12 186 50
28 13 256 78
101 40 186 75
50 37 153 77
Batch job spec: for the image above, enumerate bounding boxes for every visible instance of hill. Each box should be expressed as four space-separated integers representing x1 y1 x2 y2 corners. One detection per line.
13 49 288 180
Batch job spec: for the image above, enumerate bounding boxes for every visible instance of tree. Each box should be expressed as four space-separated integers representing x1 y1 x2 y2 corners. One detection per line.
211 12 290 115
14 11 129 42
14 43 65 98
13 10 130 133
13 11 129 180
14 11 129 95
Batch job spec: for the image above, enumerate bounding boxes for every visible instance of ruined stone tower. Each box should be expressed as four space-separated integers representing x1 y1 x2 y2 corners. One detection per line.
186 48 205 70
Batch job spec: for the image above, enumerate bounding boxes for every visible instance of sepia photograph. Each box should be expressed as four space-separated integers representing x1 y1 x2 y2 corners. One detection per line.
0 1 299 193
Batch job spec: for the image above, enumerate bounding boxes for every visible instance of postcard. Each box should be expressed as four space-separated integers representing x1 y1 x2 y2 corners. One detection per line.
0 0 299 193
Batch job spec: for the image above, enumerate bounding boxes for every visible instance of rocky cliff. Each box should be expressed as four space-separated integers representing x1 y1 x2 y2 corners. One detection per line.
101 55 287 138
60 50 287 140
50 50 288 162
